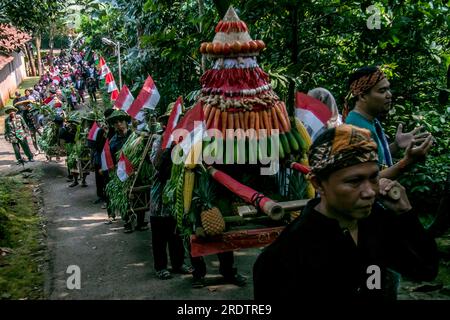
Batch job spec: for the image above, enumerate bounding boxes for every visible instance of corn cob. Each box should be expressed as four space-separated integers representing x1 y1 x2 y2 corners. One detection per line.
300 156 315 199
183 169 195 214
295 118 312 151
176 166 185 230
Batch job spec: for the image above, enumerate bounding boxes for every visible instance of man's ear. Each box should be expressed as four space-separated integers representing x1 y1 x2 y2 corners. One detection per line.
358 93 368 104
310 175 324 195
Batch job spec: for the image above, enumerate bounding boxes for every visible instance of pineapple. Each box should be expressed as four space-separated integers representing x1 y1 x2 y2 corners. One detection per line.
201 207 225 236
196 170 225 236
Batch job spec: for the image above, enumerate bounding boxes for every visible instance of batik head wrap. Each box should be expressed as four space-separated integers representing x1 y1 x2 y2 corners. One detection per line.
308 124 378 177
342 67 387 120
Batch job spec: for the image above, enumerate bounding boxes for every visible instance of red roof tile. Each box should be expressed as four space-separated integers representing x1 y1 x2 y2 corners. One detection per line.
0 24 32 52
0 54 14 69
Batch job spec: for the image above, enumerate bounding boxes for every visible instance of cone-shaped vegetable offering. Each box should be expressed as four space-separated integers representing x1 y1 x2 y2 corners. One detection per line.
199 6 304 163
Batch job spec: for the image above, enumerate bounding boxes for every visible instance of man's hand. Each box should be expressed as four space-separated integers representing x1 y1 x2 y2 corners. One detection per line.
395 124 431 149
378 178 412 215
404 134 433 164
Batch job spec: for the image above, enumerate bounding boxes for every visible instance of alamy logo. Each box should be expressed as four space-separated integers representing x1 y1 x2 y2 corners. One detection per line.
170 125 280 175
366 5 381 30
366 265 381 290
66 265 81 290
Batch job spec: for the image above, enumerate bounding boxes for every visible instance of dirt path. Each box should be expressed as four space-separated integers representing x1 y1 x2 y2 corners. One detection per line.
1 131 257 300
40 161 257 300
2 124 449 300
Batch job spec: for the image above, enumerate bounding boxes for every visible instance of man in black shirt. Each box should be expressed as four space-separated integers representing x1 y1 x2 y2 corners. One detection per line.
253 124 438 301
59 117 80 187
22 103 40 154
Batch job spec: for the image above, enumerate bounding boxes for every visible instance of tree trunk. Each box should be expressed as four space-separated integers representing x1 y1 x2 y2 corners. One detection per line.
198 0 207 73
213 0 232 18
25 42 37 76
35 34 42 76
438 64 450 107
49 23 55 67
287 5 299 115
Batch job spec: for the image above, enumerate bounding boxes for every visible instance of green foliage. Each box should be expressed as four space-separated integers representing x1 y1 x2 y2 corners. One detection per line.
0 0 67 35
0 176 44 299
78 0 449 206
288 171 307 201
385 101 450 200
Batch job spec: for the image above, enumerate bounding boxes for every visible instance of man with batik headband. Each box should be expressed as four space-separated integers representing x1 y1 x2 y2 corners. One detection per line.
253 125 438 300
345 66 433 180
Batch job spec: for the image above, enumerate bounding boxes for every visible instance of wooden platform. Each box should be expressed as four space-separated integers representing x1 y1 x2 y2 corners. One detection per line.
190 226 285 257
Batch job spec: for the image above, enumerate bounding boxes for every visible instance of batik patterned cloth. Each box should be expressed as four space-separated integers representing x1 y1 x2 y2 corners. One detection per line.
308 124 378 175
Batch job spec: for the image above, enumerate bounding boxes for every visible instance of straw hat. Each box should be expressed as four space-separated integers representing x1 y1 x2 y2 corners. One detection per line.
81 111 97 122
67 115 81 124
150 122 164 134
3 106 18 114
157 102 176 122
106 110 131 123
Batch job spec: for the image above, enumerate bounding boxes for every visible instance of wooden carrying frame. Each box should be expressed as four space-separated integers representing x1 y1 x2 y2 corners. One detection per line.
190 199 309 257
127 134 154 214
79 158 92 173
45 146 67 157
128 185 151 213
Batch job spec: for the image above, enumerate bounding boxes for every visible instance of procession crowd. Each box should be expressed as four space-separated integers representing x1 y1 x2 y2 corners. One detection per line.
2 42 442 300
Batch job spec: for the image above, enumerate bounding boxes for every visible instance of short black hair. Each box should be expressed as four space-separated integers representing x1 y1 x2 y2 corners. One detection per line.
348 66 379 91
104 108 114 118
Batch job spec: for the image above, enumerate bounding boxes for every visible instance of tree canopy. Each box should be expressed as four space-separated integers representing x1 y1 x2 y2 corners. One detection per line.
2 0 450 213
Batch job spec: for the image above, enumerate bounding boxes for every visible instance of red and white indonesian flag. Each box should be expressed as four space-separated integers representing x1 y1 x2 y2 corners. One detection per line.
172 101 205 155
127 76 160 121
52 76 61 86
43 95 61 108
117 152 134 182
43 96 56 107
98 56 110 79
111 89 119 101
88 122 101 141
161 96 183 149
295 92 332 141
114 85 134 111
105 73 117 93
101 139 114 172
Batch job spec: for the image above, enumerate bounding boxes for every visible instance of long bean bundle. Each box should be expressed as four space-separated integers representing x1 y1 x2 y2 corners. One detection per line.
105 174 132 217
105 132 154 218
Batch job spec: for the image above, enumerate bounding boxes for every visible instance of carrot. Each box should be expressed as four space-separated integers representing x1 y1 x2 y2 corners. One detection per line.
249 111 256 129
244 111 250 131
221 111 228 139
275 104 289 132
239 112 246 130
271 107 280 131
227 113 234 139
259 110 265 130
234 113 241 139
213 108 221 130
280 102 291 130
234 113 241 129
204 104 212 121
263 110 272 135
255 111 260 138
206 106 216 129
